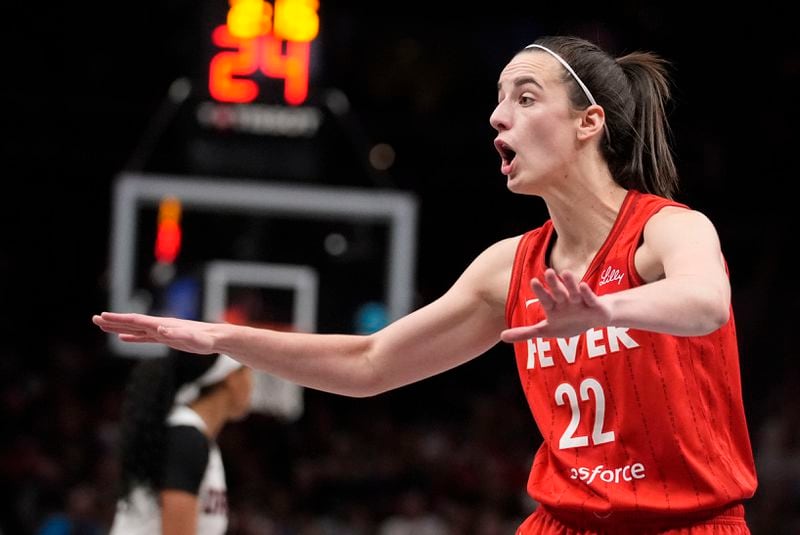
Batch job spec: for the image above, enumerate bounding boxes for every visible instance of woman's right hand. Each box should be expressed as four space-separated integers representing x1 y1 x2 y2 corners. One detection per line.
93 312 221 354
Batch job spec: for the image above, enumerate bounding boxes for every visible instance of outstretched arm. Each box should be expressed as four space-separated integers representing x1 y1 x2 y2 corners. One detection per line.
501 207 731 341
95 237 518 397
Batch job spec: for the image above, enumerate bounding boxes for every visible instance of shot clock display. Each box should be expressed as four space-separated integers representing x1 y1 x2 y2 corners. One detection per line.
138 1 372 181
208 0 319 105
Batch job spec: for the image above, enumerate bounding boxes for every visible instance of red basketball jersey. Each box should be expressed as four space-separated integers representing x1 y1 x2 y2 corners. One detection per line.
506 190 757 520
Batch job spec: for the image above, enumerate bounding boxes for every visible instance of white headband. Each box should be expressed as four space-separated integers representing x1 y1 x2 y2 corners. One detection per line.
524 44 610 141
174 354 244 406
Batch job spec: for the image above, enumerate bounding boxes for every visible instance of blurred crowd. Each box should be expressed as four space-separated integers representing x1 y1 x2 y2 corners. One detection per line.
2 335 799 534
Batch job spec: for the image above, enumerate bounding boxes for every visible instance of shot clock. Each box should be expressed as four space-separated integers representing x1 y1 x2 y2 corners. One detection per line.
208 0 319 105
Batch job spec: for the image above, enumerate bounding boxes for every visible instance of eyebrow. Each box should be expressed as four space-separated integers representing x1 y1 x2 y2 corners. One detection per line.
497 76 544 91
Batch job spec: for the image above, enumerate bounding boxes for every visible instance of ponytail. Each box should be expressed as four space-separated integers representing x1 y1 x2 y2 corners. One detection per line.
117 357 176 499
616 52 678 198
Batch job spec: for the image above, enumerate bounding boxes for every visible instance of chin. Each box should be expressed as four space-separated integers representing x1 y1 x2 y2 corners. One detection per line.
506 175 532 195
507 172 545 196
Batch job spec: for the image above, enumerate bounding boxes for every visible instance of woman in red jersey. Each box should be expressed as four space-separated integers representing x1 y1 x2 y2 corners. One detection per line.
93 35 757 534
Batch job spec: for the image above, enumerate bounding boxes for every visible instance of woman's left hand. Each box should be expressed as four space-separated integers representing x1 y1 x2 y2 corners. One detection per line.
500 269 612 341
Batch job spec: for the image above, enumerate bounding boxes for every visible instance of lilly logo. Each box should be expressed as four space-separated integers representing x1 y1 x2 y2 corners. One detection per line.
598 266 624 286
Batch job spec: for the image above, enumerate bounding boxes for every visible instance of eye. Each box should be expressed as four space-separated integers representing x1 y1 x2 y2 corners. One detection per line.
518 94 535 106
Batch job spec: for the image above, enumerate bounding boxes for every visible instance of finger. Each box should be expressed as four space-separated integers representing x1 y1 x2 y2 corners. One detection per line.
544 269 569 304
578 282 601 307
92 316 146 331
100 312 166 329
93 317 153 335
530 278 556 310
99 312 142 322
561 271 583 304
95 314 172 334
118 334 160 343
93 315 120 328
96 324 151 336
500 320 549 343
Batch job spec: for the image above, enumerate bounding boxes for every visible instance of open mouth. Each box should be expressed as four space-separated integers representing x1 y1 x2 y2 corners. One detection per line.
494 139 517 173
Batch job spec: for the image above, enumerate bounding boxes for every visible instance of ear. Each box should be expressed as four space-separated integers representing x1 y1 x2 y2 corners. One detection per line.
576 104 606 142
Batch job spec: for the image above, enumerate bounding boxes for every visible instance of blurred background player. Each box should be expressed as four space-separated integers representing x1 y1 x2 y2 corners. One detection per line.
109 350 253 535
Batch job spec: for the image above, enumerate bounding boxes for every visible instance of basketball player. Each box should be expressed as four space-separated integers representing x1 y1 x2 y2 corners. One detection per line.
94 35 757 533
109 351 253 535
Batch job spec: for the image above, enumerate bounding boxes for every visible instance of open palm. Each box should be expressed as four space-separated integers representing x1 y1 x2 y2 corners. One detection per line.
501 269 612 341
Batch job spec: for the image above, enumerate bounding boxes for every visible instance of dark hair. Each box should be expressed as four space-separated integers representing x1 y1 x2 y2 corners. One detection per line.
117 350 220 499
524 36 678 199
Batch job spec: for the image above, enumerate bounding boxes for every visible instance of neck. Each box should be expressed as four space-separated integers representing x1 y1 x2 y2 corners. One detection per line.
541 163 628 269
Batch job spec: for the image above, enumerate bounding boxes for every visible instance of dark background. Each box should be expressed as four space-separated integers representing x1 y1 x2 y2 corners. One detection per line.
1 2 797 534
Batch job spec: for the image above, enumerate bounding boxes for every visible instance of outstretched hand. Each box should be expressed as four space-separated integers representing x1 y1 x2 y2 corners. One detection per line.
500 269 612 342
92 312 220 354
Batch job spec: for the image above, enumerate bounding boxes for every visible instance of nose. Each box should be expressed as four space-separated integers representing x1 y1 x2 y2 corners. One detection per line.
490 101 508 132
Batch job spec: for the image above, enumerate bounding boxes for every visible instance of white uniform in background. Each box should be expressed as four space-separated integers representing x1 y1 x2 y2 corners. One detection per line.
109 406 228 535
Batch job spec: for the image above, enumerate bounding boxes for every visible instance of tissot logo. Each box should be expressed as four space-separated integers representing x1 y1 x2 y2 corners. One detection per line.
195 102 322 137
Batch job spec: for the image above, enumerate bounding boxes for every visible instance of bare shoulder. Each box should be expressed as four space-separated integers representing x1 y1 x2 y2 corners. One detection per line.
644 206 721 246
477 235 523 261
646 205 716 227
468 235 522 274
636 206 724 282
458 235 522 307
